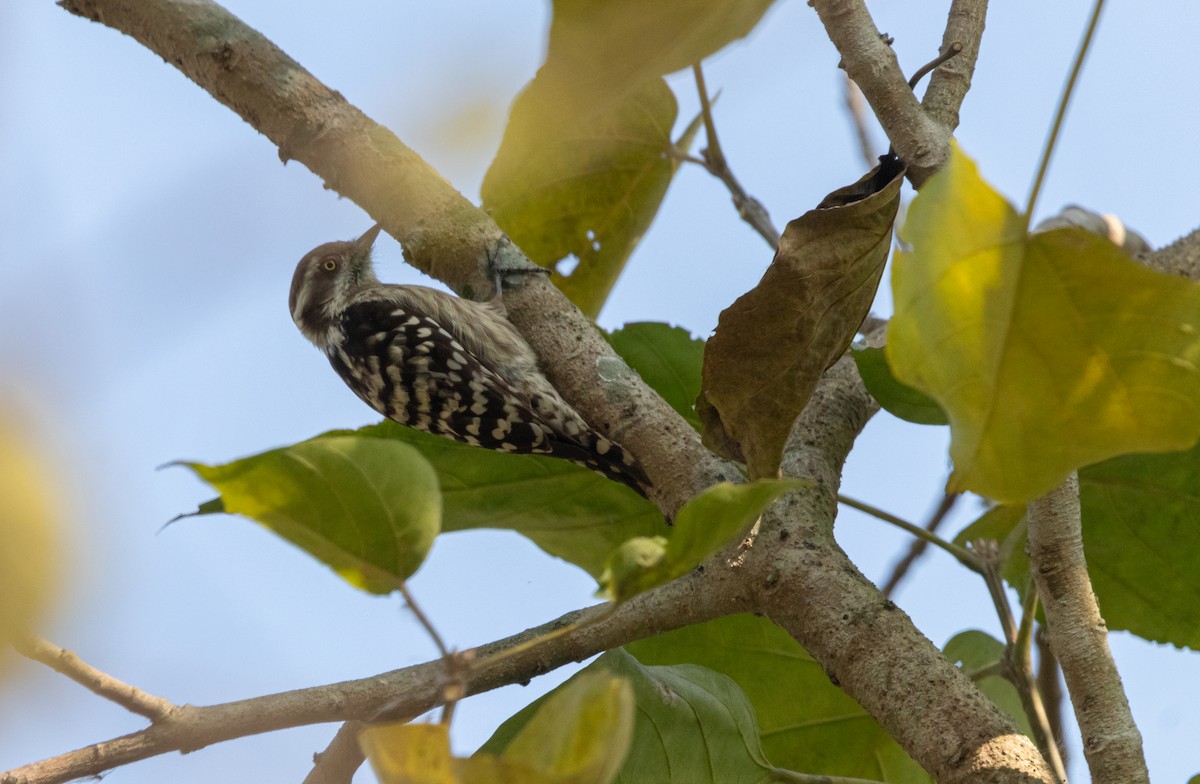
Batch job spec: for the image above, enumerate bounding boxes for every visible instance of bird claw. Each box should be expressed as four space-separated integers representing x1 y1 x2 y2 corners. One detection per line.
487 235 549 298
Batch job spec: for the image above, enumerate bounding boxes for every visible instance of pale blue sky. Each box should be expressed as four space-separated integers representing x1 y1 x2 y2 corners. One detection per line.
2 1 1197 782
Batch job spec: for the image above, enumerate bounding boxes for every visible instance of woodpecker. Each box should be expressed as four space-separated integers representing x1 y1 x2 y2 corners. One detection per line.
289 224 651 498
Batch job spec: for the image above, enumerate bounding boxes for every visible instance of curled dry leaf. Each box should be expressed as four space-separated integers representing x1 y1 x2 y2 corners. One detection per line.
697 156 905 477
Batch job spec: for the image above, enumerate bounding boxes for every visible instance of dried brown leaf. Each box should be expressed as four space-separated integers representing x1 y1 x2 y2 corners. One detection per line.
698 156 905 477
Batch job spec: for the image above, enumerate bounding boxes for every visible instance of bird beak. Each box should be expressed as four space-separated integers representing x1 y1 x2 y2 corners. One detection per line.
353 223 383 254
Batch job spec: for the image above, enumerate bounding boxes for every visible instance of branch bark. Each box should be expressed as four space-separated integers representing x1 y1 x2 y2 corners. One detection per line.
753 356 1054 783
1145 225 1200 280
41 1 1059 783
1026 475 1149 784
809 0 987 186
303 722 365 784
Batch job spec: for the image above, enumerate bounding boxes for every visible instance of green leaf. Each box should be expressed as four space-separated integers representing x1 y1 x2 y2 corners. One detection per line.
350 423 663 579
502 670 634 783
180 436 440 594
483 75 680 318
852 345 948 425
943 630 1033 738
699 156 905 477
481 649 773 784
627 615 929 783
606 323 704 430
544 0 776 115
1078 443 1200 648
889 144 1200 503
597 479 801 602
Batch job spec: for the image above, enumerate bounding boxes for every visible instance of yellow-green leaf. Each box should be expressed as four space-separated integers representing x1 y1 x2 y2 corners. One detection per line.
545 0 776 114
503 671 634 783
180 436 441 594
483 75 679 318
361 723 559 784
889 145 1200 503
361 723 456 784
699 156 905 477
0 413 61 670
597 479 802 602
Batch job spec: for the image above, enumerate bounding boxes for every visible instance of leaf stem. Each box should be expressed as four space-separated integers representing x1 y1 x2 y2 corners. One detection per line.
1023 0 1107 226
836 494 979 571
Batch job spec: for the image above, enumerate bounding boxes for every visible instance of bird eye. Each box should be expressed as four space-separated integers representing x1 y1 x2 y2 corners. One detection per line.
322 256 338 271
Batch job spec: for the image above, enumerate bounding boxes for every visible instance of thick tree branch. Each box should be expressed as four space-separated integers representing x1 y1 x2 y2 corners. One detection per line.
751 357 1055 784
1 571 741 784
1026 475 1149 784
810 0 986 186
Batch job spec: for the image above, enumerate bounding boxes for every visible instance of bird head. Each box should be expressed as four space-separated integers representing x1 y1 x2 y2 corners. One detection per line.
289 224 383 345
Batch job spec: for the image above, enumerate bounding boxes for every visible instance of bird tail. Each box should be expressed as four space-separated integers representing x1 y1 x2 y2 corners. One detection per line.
550 433 652 499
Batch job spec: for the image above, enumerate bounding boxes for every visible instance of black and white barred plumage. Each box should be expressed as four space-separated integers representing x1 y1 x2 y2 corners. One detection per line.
289 224 651 497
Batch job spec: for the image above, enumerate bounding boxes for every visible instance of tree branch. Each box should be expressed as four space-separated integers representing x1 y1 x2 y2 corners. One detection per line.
687 63 781 249
922 0 989 133
302 721 365 784
810 0 987 186
1144 225 1200 280
1026 474 1149 784
1 571 739 784
12 634 176 721
751 357 1055 784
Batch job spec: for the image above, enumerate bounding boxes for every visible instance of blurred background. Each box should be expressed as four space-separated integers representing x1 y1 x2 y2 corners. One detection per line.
1 1 1197 781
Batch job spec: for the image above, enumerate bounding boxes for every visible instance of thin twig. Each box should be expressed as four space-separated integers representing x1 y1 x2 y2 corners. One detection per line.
768 767 889 784
880 490 959 597
975 540 1018 644
906 42 963 90
842 74 878 169
688 63 781 249
12 634 176 721
973 551 1066 782
395 582 464 726
1036 626 1068 772
396 582 449 659
1008 586 1069 783
837 494 978 571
